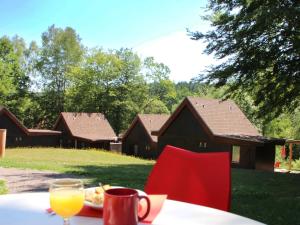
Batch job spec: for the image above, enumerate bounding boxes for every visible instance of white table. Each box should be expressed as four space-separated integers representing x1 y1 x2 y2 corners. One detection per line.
0 192 264 225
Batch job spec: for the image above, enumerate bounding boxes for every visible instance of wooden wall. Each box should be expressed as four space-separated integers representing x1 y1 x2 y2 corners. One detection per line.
156 106 274 170
122 121 155 158
23 135 60 147
231 146 256 169
255 144 276 171
157 107 231 157
0 112 26 147
0 112 60 147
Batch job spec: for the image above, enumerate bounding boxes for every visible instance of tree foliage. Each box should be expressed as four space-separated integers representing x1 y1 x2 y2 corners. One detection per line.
141 99 170 114
143 57 170 82
67 48 148 134
0 36 32 124
0 37 17 101
143 57 176 112
191 0 300 120
36 25 84 126
1 23 300 139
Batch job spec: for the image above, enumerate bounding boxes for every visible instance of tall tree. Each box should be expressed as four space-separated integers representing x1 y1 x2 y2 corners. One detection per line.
149 79 177 112
143 57 170 82
110 48 148 134
141 99 169 114
0 37 17 103
36 25 83 127
67 48 148 134
0 36 31 122
24 41 40 89
191 0 300 120
66 48 122 113
143 57 175 112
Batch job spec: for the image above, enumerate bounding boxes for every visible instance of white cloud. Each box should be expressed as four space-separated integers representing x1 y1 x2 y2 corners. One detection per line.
134 31 216 82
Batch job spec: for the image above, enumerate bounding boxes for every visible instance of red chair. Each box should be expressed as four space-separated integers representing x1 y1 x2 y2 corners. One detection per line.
144 145 231 211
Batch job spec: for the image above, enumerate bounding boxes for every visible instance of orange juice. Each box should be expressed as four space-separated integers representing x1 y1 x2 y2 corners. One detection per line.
50 189 84 218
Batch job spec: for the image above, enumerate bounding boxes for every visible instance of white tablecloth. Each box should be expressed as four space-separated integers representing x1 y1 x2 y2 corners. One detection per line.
0 192 264 225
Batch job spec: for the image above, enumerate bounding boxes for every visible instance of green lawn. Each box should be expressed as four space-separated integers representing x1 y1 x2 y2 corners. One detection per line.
0 180 7 194
0 148 154 190
231 169 300 225
1 148 300 225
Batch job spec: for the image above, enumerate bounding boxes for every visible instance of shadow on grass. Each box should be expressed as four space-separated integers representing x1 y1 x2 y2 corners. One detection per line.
5 172 85 193
1 164 153 193
231 169 300 225
67 164 154 191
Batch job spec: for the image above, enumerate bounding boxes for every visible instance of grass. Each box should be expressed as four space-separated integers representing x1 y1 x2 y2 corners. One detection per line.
231 169 300 225
0 147 154 190
1 147 300 225
0 180 8 194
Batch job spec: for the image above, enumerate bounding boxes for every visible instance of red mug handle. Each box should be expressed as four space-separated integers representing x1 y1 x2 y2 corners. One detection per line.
138 195 151 221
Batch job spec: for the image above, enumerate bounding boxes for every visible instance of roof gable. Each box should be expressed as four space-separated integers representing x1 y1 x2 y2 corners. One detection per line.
138 114 170 142
158 97 260 138
187 97 260 136
54 112 117 141
0 106 62 136
123 114 169 143
0 106 28 134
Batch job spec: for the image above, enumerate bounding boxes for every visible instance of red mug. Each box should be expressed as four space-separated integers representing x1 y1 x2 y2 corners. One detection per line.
103 188 151 225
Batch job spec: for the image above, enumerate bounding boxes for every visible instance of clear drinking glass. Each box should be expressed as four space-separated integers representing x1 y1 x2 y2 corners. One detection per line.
49 179 84 225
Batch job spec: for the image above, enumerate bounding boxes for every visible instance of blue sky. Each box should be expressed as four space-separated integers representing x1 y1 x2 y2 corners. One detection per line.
0 0 213 82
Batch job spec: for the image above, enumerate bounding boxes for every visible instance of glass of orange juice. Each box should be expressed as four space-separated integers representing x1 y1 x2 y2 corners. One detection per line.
50 179 84 225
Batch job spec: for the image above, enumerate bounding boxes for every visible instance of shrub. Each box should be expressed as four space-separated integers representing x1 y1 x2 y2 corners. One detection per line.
291 159 300 171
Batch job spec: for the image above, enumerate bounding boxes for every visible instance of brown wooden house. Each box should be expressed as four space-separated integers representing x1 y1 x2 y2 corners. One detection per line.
53 112 117 150
122 114 169 158
0 106 61 147
155 97 285 171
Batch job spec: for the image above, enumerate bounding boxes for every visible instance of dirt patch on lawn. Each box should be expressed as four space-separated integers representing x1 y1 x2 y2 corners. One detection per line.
0 167 81 193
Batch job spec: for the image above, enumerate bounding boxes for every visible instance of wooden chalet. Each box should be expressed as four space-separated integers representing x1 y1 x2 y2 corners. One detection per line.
154 97 285 171
53 112 117 150
122 114 169 158
0 106 61 147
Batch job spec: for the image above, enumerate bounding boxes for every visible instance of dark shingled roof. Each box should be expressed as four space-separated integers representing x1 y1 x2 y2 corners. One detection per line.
54 112 117 142
27 129 61 135
138 114 170 142
157 97 285 144
186 97 260 136
216 134 285 145
0 106 61 136
123 114 169 143
0 106 27 134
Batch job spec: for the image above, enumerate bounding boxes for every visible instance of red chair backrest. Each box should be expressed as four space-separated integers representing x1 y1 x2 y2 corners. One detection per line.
144 145 231 211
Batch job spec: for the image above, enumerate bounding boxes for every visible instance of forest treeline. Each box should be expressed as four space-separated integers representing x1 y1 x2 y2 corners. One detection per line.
1 25 299 138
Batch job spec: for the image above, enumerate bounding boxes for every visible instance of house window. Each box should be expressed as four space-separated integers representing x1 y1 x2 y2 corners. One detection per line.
232 146 240 163
199 141 207 149
145 145 150 151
